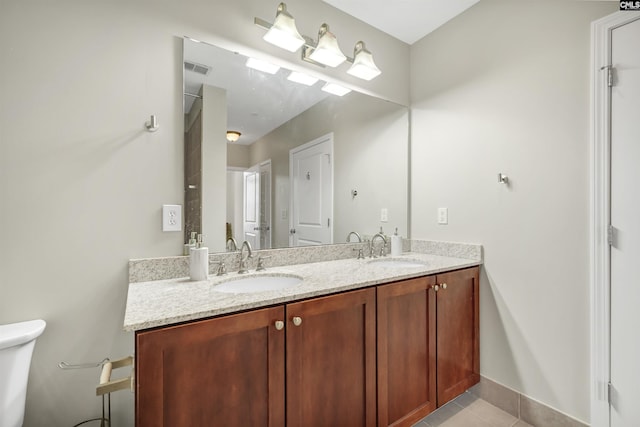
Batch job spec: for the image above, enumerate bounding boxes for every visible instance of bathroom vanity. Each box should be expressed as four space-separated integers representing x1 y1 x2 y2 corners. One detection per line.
125 248 480 427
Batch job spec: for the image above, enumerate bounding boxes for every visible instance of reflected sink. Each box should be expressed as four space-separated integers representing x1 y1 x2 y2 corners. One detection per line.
213 274 303 293
367 258 427 268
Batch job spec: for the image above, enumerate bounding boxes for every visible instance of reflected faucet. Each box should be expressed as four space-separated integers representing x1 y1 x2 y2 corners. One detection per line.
371 232 388 258
238 241 253 274
226 237 238 252
346 231 362 243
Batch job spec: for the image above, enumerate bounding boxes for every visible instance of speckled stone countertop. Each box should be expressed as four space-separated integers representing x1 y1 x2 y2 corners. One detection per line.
124 252 481 332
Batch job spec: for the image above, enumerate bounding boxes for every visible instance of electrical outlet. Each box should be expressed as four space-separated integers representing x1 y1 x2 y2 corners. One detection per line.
281 209 288 220
438 208 448 225
380 208 388 222
162 205 182 231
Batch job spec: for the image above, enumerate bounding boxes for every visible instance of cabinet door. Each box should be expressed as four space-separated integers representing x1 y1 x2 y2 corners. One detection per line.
377 276 437 427
135 306 285 427
436 267 480 405
286 288 376 427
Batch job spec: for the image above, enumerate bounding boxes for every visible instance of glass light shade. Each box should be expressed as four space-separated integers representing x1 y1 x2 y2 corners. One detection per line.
287 71 319 86
226 131 241 143
347 42 381 81
262 3 305 52
308 24 346 67
321 82 351 96
245 57 280 74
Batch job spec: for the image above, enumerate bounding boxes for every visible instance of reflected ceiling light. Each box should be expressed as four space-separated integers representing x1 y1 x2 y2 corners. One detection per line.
287 71 319 86
321 82 351 97
245 57 280 74
346 41 382 81
262 3 306 53
226 130 241 143
306 24 347 68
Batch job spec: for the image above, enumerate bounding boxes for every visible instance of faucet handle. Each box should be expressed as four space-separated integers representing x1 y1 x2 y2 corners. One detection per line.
212 261 227 276
352 248 365 259
256 256 271 271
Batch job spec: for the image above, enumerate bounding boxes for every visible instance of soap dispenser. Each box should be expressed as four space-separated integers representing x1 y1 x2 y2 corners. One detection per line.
189 234 209 281
183 232 197 256
391 227 402 256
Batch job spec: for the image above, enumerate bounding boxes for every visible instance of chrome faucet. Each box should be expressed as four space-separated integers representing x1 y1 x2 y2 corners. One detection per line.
371 232 388 258
346 231 362 243
238 241 253 274
226 237 238 252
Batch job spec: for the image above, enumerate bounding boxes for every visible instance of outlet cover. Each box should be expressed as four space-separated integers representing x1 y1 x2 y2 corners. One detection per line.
438 207 448 225
162 205 182 231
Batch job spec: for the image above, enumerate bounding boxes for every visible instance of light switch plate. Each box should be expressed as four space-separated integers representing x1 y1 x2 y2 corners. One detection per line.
381 208 388 222
162 205 182 232
438 207 448 225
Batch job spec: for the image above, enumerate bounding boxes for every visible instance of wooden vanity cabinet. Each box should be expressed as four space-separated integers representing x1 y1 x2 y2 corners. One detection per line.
377 275 437 427
435 267 480 405
135 306 285 427
135 287 376 427
377 267 480 427
286 287 377 427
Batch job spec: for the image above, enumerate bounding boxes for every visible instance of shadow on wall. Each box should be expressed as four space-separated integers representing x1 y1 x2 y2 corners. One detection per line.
481 268 559 406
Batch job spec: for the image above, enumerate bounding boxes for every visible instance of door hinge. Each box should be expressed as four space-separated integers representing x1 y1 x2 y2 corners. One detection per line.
608 382 612 405
607 224 614 246
327 218 330 227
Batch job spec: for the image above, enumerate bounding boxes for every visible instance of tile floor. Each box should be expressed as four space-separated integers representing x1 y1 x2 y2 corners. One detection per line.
413 392 534 427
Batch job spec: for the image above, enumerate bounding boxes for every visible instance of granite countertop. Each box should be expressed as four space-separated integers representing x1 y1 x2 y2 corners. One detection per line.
124 252 481 332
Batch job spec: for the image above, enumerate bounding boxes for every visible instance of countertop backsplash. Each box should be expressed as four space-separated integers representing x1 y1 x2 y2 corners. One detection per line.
128 239 482 284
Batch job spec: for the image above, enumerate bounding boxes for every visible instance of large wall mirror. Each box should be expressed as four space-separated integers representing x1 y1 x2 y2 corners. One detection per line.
183 37 409 253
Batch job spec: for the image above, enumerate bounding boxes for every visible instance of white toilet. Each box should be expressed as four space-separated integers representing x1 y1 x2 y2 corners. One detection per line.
0 319 46 427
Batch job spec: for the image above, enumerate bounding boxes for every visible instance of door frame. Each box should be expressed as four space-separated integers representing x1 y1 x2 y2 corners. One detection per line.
590 11 640 427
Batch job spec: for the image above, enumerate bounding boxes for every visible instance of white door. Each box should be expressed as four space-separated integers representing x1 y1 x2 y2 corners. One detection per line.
243 165 260 249
289 134 333 246
610 16 640 427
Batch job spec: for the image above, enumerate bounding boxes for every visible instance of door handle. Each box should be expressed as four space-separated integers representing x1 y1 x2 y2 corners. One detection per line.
290 229 296 234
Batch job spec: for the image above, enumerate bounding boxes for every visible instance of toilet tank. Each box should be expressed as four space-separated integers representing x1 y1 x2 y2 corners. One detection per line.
0 319 46 427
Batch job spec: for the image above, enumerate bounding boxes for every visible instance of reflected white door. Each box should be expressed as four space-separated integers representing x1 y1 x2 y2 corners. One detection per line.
610 16 640 427
243 166 260 249
289 133 333 247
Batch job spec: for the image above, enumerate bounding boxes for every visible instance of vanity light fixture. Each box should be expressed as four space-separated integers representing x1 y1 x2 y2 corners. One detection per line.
262 3 306 52
287 71 319 86
255 3 381 80
346 41 381 81
321 82 351 97
226 131 241 143
305 24 347 68
245 57 280 74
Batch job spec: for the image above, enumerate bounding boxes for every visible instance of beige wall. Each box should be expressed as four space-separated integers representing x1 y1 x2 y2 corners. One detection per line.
0 0 408 426
249 93 408 248
410 0 616 422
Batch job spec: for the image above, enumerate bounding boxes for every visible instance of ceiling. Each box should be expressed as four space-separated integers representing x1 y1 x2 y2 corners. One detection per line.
322 0 480 45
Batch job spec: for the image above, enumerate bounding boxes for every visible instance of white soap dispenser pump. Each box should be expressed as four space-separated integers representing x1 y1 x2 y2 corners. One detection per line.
189 234 209 281
391 227 402 256
184 231 197 256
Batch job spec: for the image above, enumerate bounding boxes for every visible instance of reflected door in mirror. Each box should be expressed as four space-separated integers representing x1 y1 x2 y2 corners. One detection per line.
290 134 333 247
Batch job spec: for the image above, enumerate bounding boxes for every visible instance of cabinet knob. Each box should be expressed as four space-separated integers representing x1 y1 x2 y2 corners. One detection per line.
434 285 440 292
441 283 447 289
292 316 303 326
274 320 284 331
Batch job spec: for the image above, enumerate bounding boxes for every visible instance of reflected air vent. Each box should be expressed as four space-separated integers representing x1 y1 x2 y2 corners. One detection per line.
184 61 211 75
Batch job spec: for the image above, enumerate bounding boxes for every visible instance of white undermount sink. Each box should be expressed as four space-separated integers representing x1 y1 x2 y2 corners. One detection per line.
213 274 303 293
367 258 428 268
